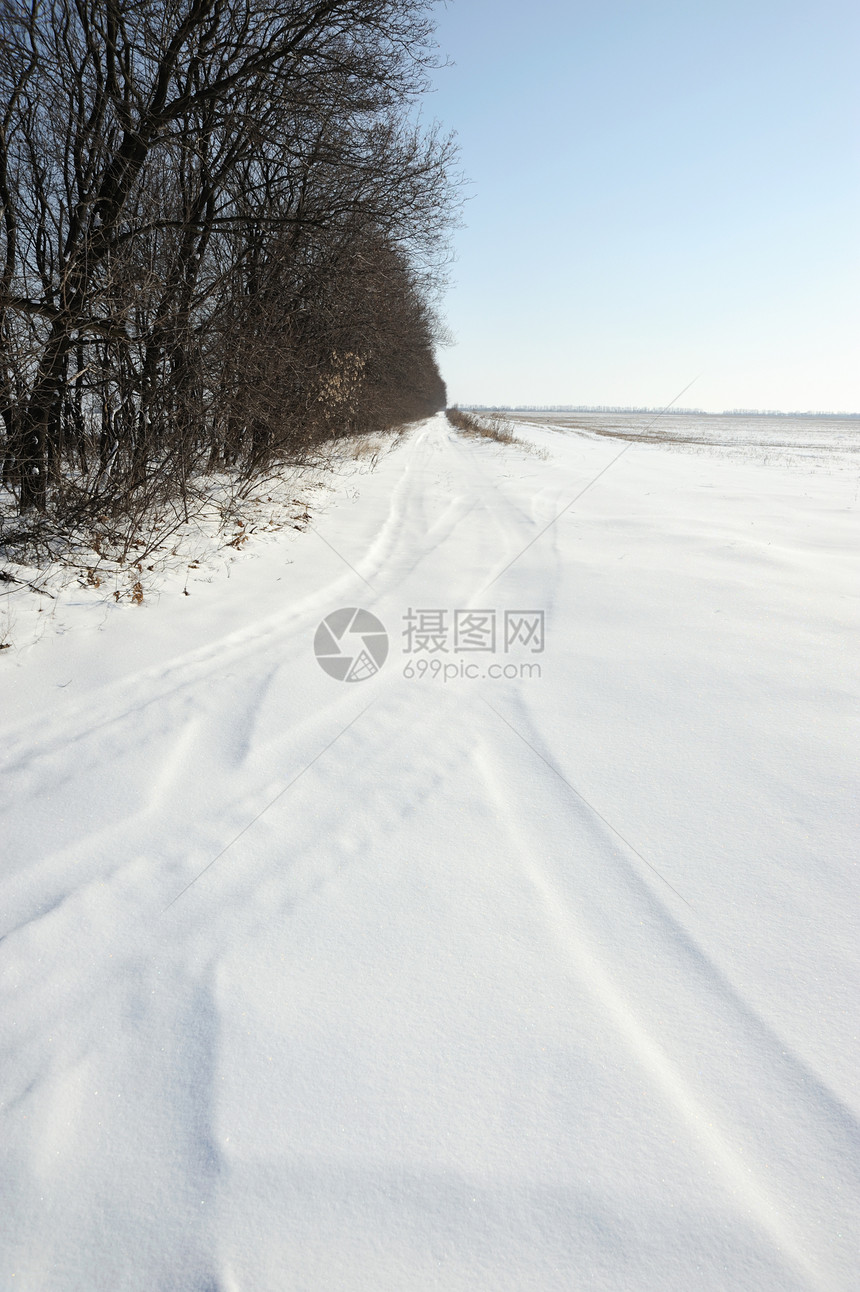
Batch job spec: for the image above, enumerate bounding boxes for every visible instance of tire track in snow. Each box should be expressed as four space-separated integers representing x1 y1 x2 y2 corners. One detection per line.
0 426 439 777
0 682 472 1127
3 412 858 1288
0 419 497 787
0 414 580 797
473 707 860 1290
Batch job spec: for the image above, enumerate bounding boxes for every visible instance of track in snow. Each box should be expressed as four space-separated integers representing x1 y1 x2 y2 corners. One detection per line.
1 413 859 1290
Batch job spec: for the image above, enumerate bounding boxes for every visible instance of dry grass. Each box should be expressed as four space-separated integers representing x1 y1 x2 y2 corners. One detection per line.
445 407 516 443
445 408 548 460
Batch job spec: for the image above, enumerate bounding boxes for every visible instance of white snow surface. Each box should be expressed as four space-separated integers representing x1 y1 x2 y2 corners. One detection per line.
1 412 858 1290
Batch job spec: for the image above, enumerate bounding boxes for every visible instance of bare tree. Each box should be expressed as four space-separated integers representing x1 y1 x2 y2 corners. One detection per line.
0 0 454 542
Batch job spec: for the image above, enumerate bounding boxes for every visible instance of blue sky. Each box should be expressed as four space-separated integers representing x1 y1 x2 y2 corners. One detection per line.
428 0 859 411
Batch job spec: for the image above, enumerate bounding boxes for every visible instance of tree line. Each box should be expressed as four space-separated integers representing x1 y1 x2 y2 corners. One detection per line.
0 0 455 545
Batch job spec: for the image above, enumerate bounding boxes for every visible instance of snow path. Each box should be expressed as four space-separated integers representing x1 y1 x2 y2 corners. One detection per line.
1 413 858 1290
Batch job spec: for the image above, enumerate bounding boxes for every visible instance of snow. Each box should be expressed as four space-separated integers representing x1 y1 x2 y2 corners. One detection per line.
1 412 858 1290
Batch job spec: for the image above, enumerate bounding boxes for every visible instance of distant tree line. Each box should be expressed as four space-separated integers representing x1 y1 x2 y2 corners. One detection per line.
0 0 454 539
462 406 860 418
463 405 708 415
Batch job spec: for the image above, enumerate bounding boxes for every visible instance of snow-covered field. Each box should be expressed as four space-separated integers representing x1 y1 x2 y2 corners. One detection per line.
1 411 858 1290
510 409 860 469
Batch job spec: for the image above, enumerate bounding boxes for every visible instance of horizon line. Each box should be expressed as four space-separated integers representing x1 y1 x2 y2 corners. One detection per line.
451 404 860 418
